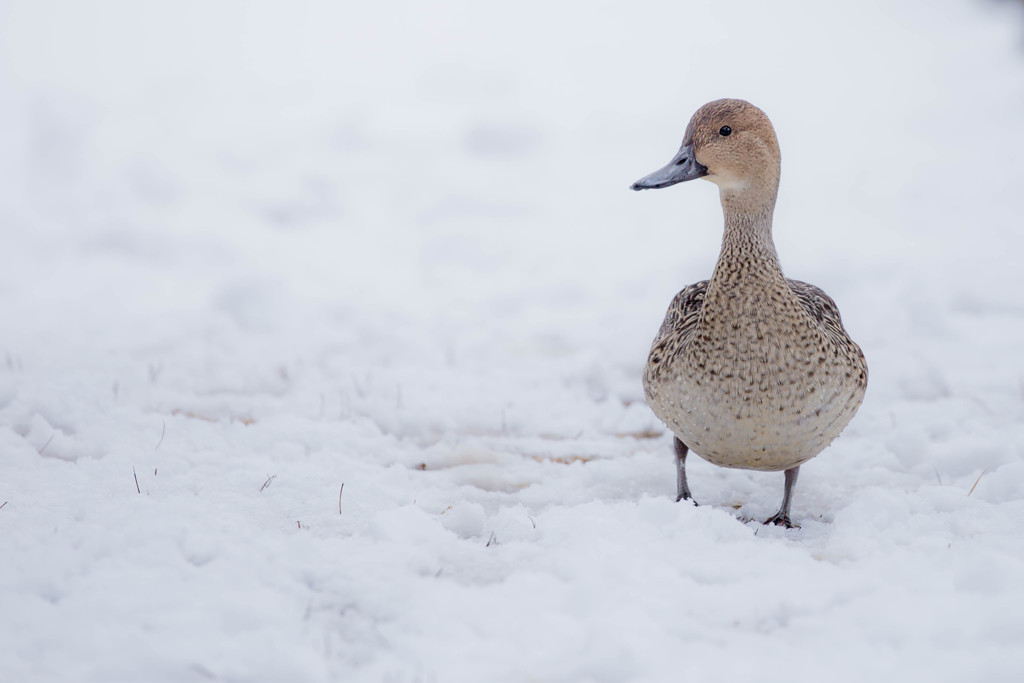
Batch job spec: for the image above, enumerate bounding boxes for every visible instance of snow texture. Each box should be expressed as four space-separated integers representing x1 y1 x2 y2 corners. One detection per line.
2 1 1024 681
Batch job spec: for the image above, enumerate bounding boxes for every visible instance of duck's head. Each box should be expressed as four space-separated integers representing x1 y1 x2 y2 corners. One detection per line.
631 99 780 206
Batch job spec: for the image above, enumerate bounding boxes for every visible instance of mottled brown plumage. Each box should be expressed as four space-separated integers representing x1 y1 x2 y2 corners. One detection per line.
632 99 867 526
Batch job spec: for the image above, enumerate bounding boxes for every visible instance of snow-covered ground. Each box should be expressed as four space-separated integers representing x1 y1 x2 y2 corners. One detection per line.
2 1 1024 680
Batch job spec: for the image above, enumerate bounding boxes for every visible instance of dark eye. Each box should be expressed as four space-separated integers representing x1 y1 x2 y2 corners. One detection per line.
719 126 732 136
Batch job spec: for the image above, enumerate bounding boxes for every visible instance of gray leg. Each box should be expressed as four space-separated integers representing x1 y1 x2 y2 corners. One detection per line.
673 437 696 504
764 466 799 528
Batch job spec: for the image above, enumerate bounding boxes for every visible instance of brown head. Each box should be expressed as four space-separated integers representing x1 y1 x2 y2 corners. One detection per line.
631 99 781 213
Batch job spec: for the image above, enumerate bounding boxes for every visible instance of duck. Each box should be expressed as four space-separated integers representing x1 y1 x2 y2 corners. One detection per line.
631 98 867 528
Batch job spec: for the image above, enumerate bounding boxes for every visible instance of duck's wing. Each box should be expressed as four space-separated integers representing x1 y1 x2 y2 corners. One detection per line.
650 280 709 357
787 279 867 370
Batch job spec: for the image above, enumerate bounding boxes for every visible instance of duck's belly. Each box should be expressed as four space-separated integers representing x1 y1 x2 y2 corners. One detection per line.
644 354 865 472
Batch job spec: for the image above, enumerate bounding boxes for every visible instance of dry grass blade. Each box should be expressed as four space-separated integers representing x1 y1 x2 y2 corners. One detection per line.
259 474 277 492
133 466 141 494
155 420 166 450
0 501 8 510
528 454 594 465
171 409 255 426
39 432 56 455
967 469 989 497
614 429 663 439
338 483 345 514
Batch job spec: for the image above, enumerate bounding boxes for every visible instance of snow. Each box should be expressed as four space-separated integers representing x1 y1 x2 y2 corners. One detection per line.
2 0 1024 680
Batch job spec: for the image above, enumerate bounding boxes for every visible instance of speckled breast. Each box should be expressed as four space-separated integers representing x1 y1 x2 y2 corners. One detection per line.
643 313 866 472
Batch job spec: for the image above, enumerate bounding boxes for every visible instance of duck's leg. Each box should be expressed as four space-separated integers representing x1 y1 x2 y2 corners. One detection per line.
764 466 800 528
673 437 696 504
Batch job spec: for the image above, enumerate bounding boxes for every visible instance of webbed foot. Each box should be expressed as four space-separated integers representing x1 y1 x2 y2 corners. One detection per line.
763 511 799 528
673 437 697 505
676 491 699 506
763 466 800 528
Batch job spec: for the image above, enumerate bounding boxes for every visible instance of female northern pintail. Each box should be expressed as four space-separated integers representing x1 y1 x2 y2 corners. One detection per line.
632 98 867 527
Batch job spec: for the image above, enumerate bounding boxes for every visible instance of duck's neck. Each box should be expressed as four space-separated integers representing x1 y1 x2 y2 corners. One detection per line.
717 208 780 269
707 187 788 298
